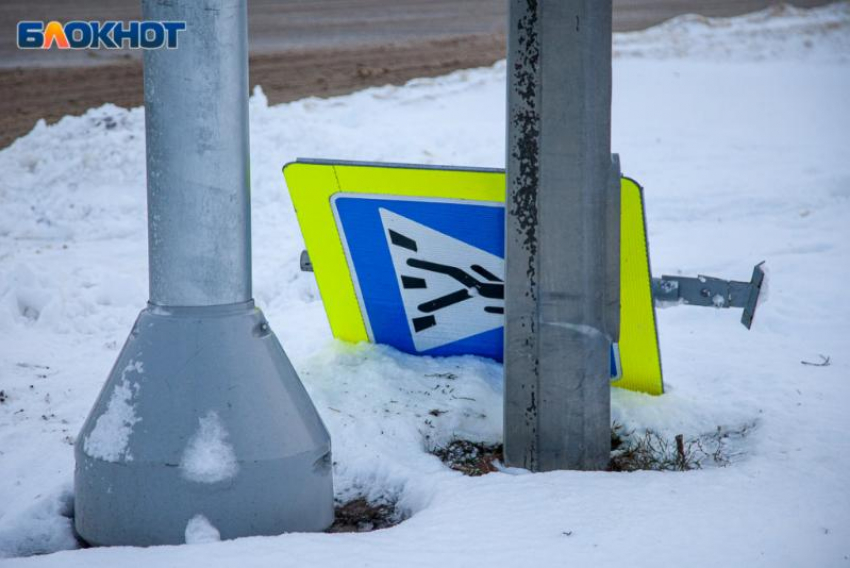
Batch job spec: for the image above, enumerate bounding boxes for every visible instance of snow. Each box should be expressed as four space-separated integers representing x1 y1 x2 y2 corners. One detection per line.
180 411 239 484
184 515 221 545
757 262 771 310
0 485 76 559
81 360 142 462
613 2 850 62
0 2 849 566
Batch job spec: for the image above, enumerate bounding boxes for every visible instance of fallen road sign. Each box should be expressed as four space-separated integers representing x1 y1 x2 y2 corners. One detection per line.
284 159 662 395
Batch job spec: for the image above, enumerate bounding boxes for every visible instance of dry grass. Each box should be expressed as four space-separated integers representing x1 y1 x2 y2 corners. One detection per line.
430 422 755 475
431 439 504 476
609 421 755 472
328 497 405 533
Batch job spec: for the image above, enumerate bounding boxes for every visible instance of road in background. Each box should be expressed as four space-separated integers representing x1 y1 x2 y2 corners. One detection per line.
0 0 832 148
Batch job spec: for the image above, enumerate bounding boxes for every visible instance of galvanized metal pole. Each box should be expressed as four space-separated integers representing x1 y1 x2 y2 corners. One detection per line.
74 0 334 546
144 0 252 307
504 0 619 471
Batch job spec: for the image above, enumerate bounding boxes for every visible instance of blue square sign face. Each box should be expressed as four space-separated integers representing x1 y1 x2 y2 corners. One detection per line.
333 193 505 360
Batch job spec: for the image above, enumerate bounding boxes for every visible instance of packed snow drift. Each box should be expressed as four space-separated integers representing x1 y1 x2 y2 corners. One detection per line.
0 3 848 566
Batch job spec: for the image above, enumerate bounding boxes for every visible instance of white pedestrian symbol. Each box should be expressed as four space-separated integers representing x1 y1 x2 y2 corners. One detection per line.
379 208 504 352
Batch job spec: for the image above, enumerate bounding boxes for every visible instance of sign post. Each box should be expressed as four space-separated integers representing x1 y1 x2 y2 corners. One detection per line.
504 0 619 471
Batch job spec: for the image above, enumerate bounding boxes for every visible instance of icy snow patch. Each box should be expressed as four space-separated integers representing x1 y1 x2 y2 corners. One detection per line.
82 360 143 462
180 411 239 484
184 515 221 545
0 485 77 559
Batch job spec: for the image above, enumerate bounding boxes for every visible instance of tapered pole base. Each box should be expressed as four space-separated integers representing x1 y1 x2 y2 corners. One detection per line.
74 301 333 546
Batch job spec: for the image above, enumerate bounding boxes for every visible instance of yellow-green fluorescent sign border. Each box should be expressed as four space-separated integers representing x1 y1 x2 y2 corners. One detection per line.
283 159 663 395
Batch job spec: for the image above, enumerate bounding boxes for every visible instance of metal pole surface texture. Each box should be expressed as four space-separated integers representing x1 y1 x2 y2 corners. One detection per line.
145 0 251 306
74 0 334 546
504 0 618 471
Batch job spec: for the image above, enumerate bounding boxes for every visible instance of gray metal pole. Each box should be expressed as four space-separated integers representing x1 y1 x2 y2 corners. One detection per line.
504 0 619 471
74 0 334 546
144 0 251 306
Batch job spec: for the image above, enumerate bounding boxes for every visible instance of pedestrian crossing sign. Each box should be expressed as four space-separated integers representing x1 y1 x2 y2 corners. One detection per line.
335 194 506 359
283 159 662 395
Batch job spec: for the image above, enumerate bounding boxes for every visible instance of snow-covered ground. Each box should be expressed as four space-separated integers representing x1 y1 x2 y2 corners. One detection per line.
1 3 849 566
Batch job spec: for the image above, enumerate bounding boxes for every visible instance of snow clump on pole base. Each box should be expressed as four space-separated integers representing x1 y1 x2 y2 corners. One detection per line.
180 411 239 484
82 361 143 462
184 515 221 544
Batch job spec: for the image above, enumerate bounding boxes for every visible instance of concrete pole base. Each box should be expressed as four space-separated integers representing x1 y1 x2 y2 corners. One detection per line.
74 301 334 546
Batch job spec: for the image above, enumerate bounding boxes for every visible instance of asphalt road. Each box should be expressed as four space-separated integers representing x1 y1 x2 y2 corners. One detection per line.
0 0 832 148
